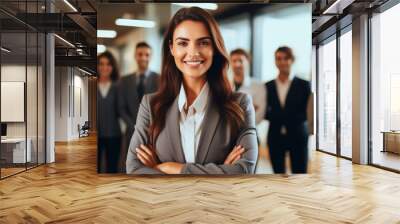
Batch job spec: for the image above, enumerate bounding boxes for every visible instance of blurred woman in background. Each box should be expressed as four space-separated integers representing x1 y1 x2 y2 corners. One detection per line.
126 7 258 175
97 51 121 173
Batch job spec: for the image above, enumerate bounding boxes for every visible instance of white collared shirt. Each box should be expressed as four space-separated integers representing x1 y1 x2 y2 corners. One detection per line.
274 73 294 135
178 82 209 163
275 73 294 108
98 81 111 98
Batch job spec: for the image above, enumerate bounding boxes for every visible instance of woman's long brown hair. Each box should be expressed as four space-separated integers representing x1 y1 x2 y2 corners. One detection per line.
149 7 244 144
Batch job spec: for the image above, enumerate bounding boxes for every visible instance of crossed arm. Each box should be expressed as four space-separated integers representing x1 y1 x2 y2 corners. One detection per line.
126 94 258 175
136 144 247 174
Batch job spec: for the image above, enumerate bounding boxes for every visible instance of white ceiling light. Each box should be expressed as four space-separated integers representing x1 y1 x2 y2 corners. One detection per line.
76 48 84 55
97 30 117 38
172 3 218 10
63 0 78 12
323 0 354 14
78 67 92 76
1 47 11 53
54 34 75 48
97 44 106 54
115 18 156 28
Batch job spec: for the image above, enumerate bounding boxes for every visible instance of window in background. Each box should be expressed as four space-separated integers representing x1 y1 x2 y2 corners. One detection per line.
306 46 317 152
371 3 400 171
219 14 251 80
317 36 337 155
339 28 352 158
219 14 251 54
253 4 312 81
390 75 400 130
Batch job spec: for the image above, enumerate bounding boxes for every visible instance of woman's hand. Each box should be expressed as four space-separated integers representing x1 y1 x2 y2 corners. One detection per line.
136 144 159 168
224 145 245 165
156 162 184 174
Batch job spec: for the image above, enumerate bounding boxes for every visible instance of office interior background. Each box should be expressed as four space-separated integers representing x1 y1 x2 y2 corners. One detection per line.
0 0 96 179
0 0 400 222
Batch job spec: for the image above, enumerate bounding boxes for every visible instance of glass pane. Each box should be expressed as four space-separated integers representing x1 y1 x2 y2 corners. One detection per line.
317 37 337 154
26 0 40 170
1 29 28 177
339 29 352 158
38 32 45 165
1 1 46 178
27 31 38 169
371 4 400 171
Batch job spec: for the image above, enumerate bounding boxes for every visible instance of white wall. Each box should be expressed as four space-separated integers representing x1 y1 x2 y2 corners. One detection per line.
54 67 89 141
1 65 26 141
1 63 46 163
71 74 89 138
1 65 33 138
55 66 69 141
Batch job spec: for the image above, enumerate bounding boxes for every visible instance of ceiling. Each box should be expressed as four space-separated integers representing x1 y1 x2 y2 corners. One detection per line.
311 0 390 43
97 3 243 46
1 0 394 74
0 0 97 73
97 0 392 46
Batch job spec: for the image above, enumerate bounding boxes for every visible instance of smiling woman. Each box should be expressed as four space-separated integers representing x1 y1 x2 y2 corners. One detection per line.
125 7 258 175
170 20 214 80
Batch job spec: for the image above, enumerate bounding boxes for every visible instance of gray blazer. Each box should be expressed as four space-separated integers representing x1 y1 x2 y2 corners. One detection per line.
118 72 159 134
126 91 258 174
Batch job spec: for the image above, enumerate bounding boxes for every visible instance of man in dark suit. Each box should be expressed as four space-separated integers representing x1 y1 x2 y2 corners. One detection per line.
118 42 159 171
265 46 311 174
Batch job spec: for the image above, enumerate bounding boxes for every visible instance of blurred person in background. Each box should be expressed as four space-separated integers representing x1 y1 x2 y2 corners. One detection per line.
264 46 311 174
229 48 266 126
118 42 159 172
125 7 258 175
97 51 121 173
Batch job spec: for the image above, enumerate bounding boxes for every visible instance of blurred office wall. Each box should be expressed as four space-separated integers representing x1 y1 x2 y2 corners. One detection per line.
253 4 312 81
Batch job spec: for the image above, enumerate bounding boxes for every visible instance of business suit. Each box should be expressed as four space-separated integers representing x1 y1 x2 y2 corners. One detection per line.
265 76 311 173
97 82 121 173
118 71 159 172
126 92 258 174
118 71 159 137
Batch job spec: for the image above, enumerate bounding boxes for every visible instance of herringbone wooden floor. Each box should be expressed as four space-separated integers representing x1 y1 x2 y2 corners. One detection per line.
1 135 400 224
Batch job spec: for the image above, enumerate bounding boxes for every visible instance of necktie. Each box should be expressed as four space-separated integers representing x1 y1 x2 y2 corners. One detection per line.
137 74 145 102
234 82 242 91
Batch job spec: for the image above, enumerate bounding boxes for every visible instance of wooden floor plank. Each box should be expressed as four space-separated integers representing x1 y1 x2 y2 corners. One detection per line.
0 135 400 223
